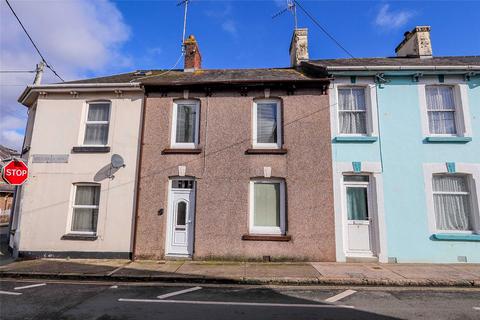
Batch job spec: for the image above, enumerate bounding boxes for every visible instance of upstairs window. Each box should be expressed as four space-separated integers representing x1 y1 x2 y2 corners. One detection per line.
253 100 282 149
432 174 473 232
172 100 199 148
338 87 367 135
426 86 457 135
84 102 110 145
71 184 100 234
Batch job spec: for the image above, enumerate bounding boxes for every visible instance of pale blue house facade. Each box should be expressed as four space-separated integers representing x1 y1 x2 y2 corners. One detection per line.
304 27 480 263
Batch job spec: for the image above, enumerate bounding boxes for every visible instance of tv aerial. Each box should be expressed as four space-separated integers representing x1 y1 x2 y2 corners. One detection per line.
272 0 298 30
178 0 191 52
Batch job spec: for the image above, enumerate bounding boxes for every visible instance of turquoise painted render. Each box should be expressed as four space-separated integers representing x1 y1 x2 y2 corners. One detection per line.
432 234 480 241
332 75 480 263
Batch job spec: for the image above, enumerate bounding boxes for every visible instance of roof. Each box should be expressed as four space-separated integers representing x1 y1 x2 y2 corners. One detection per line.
65 68 328 86
0 145 19 160
306 56 480 68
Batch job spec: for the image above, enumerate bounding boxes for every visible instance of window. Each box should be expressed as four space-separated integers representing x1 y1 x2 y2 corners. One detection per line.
426 86 457 135
338 87 367 135
171 100 199 148
432 174 474 232
71 184 100 234
84 102 110 145
253 100 282 148
249 179 285 234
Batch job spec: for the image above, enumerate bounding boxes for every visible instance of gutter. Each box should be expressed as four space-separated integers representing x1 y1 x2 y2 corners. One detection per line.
325 65 480 71
18 83 142 106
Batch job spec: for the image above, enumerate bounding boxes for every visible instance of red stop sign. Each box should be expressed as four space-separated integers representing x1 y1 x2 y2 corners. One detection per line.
2 159 28 185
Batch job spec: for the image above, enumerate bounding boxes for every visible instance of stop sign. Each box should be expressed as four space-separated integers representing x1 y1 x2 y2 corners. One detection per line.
2 159 28 185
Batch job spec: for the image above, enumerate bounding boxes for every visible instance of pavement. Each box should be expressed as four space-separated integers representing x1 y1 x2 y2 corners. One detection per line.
1 279 479 319
1 258 479 287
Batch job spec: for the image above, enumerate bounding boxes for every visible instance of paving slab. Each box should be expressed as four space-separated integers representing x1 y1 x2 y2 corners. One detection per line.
382 264 478 281
311 263 406 281
114 260 183 277
176 261 245 279
245 263 320 281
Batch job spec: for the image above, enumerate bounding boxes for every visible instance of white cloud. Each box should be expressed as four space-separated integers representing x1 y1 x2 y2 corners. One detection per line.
0 0 131 150
375 4 414 30
222 20 237 36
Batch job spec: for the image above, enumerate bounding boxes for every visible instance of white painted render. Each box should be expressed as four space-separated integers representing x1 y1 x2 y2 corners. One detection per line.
11 91 143 256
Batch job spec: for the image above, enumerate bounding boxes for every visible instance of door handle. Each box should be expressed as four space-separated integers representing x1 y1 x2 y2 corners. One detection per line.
187 220 192 224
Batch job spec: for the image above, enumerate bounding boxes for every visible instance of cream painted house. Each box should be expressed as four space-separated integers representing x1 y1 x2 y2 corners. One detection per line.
10 82 144 258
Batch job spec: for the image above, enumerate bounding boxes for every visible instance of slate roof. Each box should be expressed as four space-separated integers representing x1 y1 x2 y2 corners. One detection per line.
306 56 480 68
0 145 19 160
65 68 327 85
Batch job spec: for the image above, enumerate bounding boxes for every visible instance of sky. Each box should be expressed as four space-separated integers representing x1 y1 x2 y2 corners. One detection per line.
1 0 479 151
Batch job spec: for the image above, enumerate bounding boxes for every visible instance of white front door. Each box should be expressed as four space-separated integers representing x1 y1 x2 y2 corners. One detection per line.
343 175 376 257
166 179 195 257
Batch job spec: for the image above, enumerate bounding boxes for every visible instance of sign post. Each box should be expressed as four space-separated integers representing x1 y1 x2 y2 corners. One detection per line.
1 159 29 185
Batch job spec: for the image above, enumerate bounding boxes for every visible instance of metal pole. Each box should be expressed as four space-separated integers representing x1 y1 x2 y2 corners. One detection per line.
33 61 45 85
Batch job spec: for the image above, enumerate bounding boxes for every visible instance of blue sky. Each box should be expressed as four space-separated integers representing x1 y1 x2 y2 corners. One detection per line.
1 0 480 150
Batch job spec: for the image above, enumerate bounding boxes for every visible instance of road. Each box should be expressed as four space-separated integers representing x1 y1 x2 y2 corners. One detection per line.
1 279 479 319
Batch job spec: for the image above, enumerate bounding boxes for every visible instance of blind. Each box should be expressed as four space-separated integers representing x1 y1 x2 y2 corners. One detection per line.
254 183 280 227
256 103 278 144
176 104 196 143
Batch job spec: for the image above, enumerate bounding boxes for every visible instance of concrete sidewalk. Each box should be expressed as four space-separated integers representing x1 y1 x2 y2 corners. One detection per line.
0 258 479 287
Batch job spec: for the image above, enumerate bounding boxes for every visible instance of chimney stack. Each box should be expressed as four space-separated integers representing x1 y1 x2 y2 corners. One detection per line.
289 28 309 67
395 26 433 59
183 35 202 72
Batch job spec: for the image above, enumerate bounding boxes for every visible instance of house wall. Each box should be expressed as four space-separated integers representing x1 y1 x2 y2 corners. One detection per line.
12 92 143 258
331 75 480 263
135 88 336 261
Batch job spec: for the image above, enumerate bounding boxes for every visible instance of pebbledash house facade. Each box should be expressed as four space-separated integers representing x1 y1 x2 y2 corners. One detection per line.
10 26 480 263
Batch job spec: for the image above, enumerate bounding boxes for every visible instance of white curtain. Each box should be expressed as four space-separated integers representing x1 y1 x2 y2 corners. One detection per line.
176 104 196 143
433 175 472 231
257 103 278 143
254 183 280 227
426 86 456 134
84 103 110 145
72 186 100 232
338 88 367 134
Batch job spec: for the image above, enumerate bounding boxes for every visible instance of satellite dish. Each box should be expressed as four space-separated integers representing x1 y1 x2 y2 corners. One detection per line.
111 154 125 169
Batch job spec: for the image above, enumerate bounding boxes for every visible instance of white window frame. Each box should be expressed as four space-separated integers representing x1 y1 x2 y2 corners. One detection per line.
249 179 286 235
423 163 480 235
82 101 111 146
171 99 200 149
418 77 472 138
252 99 282 149
342 175 372 221
329 78 379 138
66 183 101 235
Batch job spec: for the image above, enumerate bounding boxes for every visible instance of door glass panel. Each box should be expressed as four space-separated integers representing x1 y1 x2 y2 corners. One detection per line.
346 187 369 220
172 180 194 189
176 201 187 227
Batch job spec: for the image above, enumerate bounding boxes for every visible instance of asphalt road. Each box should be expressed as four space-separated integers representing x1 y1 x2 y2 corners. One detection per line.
1 279 479 320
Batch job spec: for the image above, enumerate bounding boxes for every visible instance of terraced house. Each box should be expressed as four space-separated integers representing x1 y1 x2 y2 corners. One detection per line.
303 26 480 263
133 32 336 261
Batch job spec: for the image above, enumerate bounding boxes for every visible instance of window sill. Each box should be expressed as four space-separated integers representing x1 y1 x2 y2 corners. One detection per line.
162 148 202 154
431 233 480 242
245 148 288 155
72 146 110 153
241 234 291 241
424 137 472 144
61 234 98 241
333 136 378 143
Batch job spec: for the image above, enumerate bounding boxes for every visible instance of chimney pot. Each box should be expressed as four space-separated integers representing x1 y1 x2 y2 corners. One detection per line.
183 34 202 72
289 28 309 68
395 26 432 59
